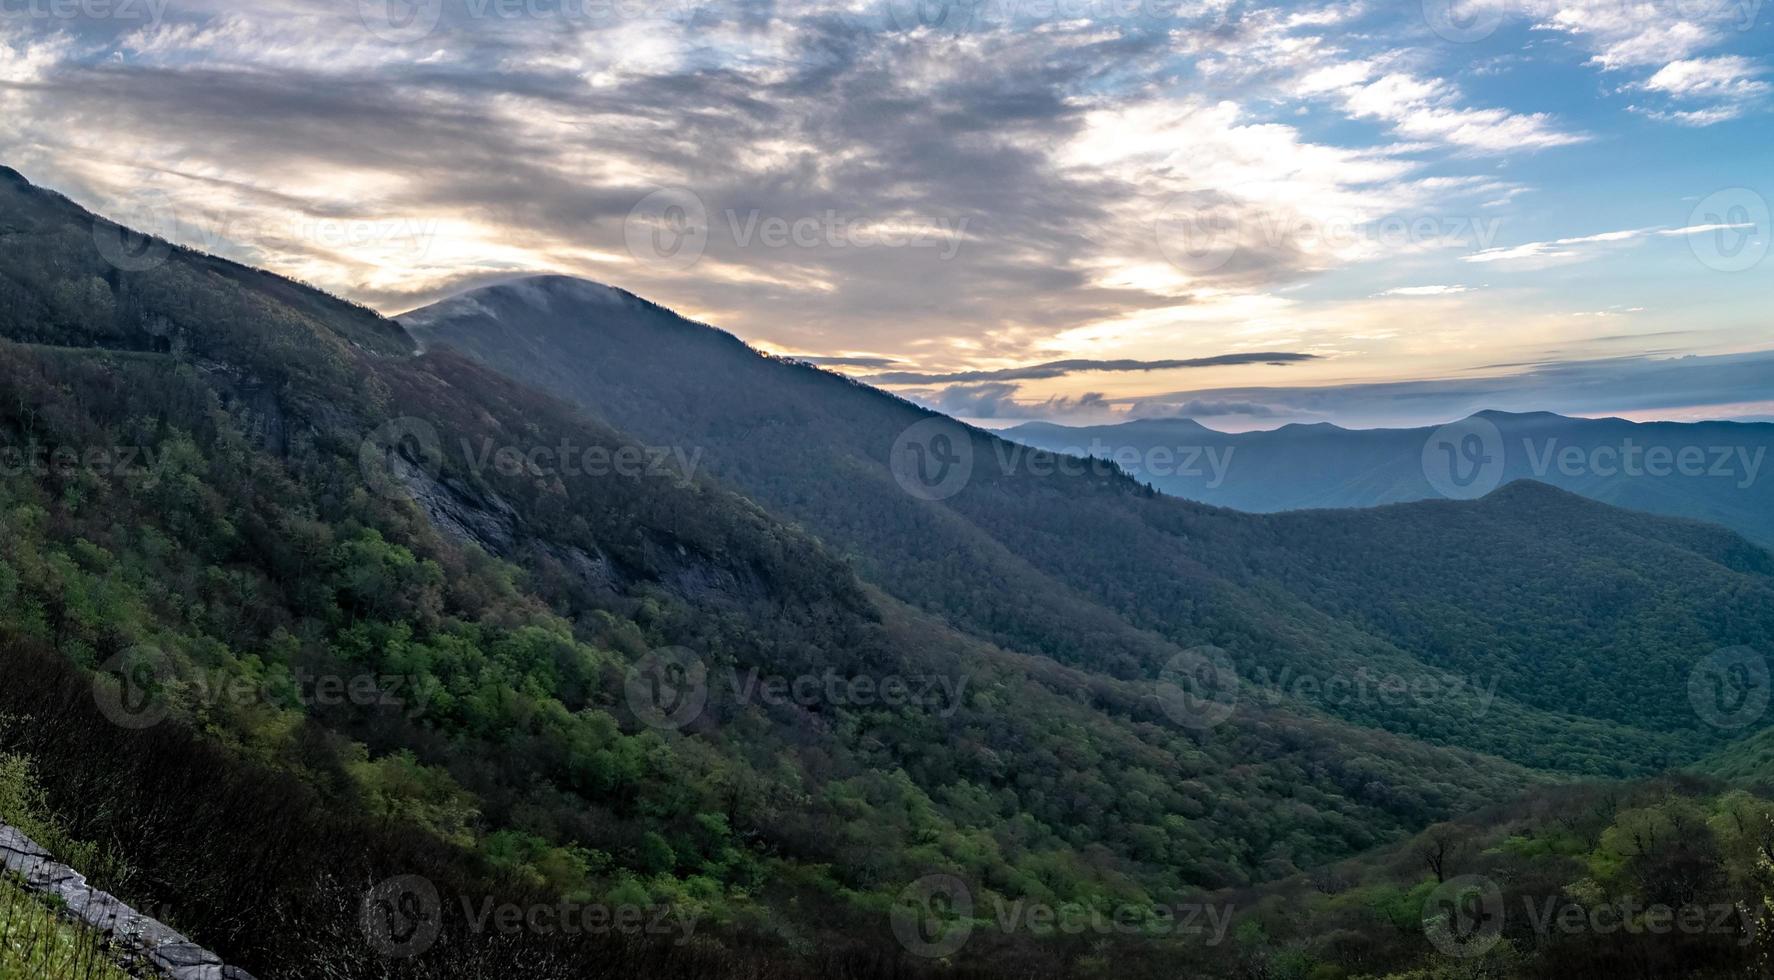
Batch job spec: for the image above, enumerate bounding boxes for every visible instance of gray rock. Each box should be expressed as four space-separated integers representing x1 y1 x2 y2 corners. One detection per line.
0 820 258 980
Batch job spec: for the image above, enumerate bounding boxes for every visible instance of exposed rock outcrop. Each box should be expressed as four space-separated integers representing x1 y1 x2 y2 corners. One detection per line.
0 823 257 980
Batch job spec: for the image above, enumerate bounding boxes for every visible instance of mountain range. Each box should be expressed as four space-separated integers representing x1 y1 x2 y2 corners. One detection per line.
2 167 1772 978
401 273 1774 773
1002 413 1774 547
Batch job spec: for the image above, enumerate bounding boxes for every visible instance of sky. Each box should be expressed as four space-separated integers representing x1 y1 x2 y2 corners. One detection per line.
0 0 1769 429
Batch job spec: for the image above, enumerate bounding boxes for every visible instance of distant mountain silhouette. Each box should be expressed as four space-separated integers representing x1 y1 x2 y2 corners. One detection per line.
1004 411 1774 546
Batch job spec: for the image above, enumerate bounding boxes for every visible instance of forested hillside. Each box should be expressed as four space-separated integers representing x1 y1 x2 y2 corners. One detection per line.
1125 773 1774 979
5 167 1774 978
405 276 1774 777
0 168 1558 977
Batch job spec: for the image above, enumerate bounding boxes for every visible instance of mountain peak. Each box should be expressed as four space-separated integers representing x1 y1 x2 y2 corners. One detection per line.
503 272 622 293
474 273 631 306
1470 409 1575 424
1004 416 1220 437
401 274 633 329
1123 415 1216 432
403 273 756 362
1272 421 1347 435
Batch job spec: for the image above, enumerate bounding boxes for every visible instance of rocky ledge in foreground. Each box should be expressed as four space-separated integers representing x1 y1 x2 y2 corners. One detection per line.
0 823 257 980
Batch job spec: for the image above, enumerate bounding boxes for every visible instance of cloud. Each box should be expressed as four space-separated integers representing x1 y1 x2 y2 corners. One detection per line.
1513 0 1769 125
792 354 902 367
1268 32 1584 152
1039 391 1112 414
1642 56 1771 100
926 386 1199 424
926 382 1025 419
1375 284 1473 296
1630 55 1771 124
1463 228 1654 264
0 0 1585 358
1587 329 1687 342
1632 105 1751 126
0 3 1216 353
1115 349 1774 429
935 346 1774 428
0 0 1757 413
1412 0 1770 128
865 353 1318 384
915 384 1123 422
1463 224 1750 264
1477 0 1752 68
1333 70 1585 151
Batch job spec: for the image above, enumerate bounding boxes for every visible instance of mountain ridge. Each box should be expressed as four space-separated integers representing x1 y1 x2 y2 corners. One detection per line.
1001 407 1774 544
7 171 1774 978
0 164 1576 976
404 274 1774 780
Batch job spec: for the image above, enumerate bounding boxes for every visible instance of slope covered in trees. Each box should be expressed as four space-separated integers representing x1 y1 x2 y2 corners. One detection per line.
6 167 1774 977
404 276 1774 777
0 168 1582 976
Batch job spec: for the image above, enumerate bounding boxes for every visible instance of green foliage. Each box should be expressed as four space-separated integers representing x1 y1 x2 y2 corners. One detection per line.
0 751 128 892
409 276 1774 780
0 872 134 980
6 169 1774 979
1129 777 1774 980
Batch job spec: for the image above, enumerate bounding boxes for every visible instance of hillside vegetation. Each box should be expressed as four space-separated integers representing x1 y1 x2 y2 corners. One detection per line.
407 276 1774 776
1 168 1772 977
